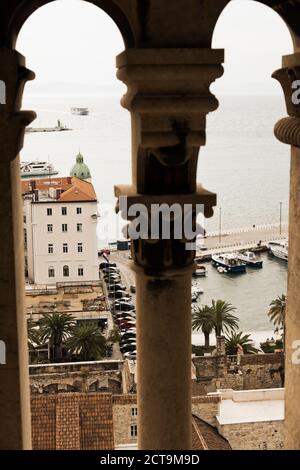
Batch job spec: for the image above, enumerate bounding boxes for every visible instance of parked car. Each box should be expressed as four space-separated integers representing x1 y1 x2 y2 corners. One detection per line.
108 284 126 291
120 333 136 341
100 262 117 269
108 290 126 299
104 275 121 283
114 302 135 312
123 351 137 360
102 268 120 275
121 344 136 353
120 323 136 331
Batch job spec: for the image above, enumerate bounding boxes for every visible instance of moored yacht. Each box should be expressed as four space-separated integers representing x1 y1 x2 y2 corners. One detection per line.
269 240 288 262
237 251 263 268
211 253 246 274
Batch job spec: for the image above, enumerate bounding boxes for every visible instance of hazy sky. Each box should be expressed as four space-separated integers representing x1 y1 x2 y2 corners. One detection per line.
17 0 293 96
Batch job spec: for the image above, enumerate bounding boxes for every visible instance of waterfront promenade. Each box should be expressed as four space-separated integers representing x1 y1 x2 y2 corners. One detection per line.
197 223 288 258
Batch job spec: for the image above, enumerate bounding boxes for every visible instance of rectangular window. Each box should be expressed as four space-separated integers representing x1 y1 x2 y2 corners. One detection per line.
48 244 54 254
78 267 84 277
77 207 82 215
63 243 68 253
130 425 138 438
131 407 138 417
23 215 26 224
47 224 53 233
62 207 67 216
24 229 27 244
62 224 68 232
48 268 55 278
47 208 52 216
77 223 83 232
78 243 83 253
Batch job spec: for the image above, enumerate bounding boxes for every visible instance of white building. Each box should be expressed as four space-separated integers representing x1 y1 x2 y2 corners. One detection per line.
22 170 99 285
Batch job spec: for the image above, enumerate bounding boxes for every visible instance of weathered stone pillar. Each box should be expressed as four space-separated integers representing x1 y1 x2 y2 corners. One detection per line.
0 48 35 449
273 53 300 450
116 49 223 449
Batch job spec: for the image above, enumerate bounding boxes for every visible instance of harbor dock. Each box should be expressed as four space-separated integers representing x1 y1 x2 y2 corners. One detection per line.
196 223 288 260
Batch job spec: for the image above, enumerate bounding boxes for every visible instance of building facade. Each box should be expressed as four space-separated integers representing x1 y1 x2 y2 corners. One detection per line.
22 176 99 285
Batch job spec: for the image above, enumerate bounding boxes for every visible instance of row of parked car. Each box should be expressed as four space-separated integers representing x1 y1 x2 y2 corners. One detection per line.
100 262 136 360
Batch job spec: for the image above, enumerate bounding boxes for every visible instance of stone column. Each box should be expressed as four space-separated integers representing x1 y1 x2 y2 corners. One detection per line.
0 48 35 449
116 49 223 449
273 53 300 450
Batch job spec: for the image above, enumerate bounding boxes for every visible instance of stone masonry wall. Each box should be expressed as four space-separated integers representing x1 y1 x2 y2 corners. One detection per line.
218 420 284 450
192 396 220 426
113 396 138 447
193 354 284 391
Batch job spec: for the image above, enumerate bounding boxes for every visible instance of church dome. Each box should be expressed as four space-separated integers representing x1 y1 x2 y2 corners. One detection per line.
70 152 91 180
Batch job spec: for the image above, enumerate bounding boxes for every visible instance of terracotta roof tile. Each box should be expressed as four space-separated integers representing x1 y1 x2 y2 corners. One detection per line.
22 176 97 202
192 415 231 451
31 393 114 450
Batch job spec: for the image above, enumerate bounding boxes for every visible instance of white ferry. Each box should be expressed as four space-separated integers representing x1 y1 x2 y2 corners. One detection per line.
20 161 59 178
71 107 89 116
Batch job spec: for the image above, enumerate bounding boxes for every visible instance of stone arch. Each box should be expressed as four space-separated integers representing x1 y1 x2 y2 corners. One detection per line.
6 0 135 49
211 0 294 51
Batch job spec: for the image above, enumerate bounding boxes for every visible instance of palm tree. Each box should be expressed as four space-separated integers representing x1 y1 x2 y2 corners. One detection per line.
66 324 107 361
27 319 41 349
225 331 259 355
38 312 76 362
192 305 214 347
210 299 239 337
268 294 286 351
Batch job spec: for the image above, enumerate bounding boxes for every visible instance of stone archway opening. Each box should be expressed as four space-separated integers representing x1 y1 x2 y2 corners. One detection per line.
16 0 131 252
194 0 293 337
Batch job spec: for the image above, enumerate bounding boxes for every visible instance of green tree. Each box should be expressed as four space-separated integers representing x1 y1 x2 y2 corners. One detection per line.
210 299 239 337
268 294 286 351
192 305 214 348
38 312 76 362
225 331 259 355
66 324 107 361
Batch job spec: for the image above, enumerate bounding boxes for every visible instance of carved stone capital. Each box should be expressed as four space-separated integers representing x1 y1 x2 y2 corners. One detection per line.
115 184 216 271
117 48 224 194
274 117 300 147
272 53 300 147
115 49 223 271
0 48 36 160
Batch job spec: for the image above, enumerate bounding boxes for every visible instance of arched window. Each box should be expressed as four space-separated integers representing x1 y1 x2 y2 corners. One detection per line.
63 265 69 277
48 266 55 278
0 80 5 104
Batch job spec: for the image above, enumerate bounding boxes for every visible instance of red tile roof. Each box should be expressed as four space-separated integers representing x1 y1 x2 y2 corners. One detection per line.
31 393 231 451
31 393 114 450
22 177 97 202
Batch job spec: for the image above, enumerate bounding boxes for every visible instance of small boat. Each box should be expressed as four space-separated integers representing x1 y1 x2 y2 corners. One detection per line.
20 161 59 178
193 265 207 277
269 240 288 262
212 253 246 274
71 107 89 116
237 251 263 268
